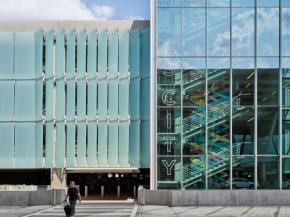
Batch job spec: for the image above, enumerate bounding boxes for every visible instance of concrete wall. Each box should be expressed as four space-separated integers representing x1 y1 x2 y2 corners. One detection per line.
0 189 65 206
138 187 290 206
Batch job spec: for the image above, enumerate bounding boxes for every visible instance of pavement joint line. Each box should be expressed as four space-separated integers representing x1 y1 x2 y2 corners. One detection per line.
21 204 62 217
241 206 254 216
205 206 226 216
130 203 138 217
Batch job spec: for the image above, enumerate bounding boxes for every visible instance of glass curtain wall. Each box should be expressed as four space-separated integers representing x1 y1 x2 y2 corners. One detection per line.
156 0 287 190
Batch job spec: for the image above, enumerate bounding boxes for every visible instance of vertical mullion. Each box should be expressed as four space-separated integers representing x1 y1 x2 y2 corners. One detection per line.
229 0 233 191
180 1 184 190
279 0 283 190
205 0 208 190
254 0 258 190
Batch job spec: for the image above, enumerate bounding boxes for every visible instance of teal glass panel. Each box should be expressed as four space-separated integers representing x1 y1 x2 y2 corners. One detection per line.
0 81 14 121
258 157 279 189
98 29 108 79
282 158 290 189
108 122 118 166
208 0 230 7
232 156 255 189
77 80 86 120
108 29 118 78
55 122 65 168
0 32 13 79
56 80 65 121
77 30 86 78
157 0 181 7
45 80 54 121
119 122 129 166
15 123 35 168
55 29 65 79
140 120 150 168
35 30 43 79
77 122 86 167
0 123 14 168
129 120 140 167
98 80 107 120
119 29 129 78
45 30 54 78
45 122 54 167
87 80 97 121
15 81 35 121
129 29 140 79
119 80 129 120
15 32 35 79
141 29 150 78
140 78 150 120
129 79 140 120
98 122 108 166
87 122 97 166
282 8 290 56
35 122 43 168
87 29 97 79
36 80 43 121
66 30 76 79
66 80 76 121
157 8 181 57
108 80 118 120
182 157 206 189
66 122 76 167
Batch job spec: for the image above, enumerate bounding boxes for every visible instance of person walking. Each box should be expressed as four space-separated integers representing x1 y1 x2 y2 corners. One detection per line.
64 181 82 217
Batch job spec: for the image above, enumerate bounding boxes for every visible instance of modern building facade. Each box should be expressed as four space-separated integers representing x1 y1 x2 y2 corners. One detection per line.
0 21 150 192
152 0 290 190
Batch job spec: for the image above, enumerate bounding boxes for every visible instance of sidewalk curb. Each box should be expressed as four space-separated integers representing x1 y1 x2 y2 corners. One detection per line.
130 202 139 217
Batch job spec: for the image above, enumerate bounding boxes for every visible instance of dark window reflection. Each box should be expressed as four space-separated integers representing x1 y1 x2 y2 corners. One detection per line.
158 134 181 156
282 158 290 189
183 157 205 189
258 157 279 189
157 107 181 133
283 109 290 155
258 108 279 155
232 156 255 189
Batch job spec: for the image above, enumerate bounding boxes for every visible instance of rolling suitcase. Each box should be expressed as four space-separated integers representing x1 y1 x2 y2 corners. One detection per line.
64 203 72 217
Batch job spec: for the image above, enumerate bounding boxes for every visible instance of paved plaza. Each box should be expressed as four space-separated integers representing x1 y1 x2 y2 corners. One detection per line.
1 202 290 217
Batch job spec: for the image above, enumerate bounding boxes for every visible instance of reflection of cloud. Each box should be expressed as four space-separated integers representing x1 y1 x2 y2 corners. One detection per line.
158 40 179 56
157 58 181 69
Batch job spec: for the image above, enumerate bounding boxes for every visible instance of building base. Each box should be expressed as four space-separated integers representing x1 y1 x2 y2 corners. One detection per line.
138 187 290 206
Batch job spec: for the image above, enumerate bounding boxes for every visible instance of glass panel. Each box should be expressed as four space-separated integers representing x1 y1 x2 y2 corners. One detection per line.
98 81 107 120
157 107 181 133
77 30 86 78
140 120 150 167
77 123 86 167
66 80 76 120
257 8 279 56
282 158 290 189
119 29 129 78
208 0 230 7
15 81 35 121
208 156 230 189
283 109 290 155
157 8 181 56
0 81 14 121
0 123 14 168
97 122 108 166
232 108 254 155
55 29 65 79
158 133 181 155
0 32 13 79
87 80 97 120
282 0 290 6
108 80 118 120
140 29 150 78
232 58 255 106
66 123 76 167
283 58 290 107
87 123 97 166
258 157 279 189
257 58 279 106
140 78 150 120
157 58 181 85
98 30 108 79
257 0 279 7
157 156 181 189
119 122 130 166
208 8 230 56
258 108 279 155
182 8 205 56
232 156 255 189
87 29 97 79
183 0 205 7
232 8 254 56
108 122 118 166
182 157 205 189
282 8 290 56
129 79 140 120
129 120 140 167
14 32 35 79
66 30 76 79
55 123 65 168
108 30 118 78
55 80 65 121
45 122 54 168
232 0 254 7
15 123 35 168
119 80 130 119
157 0 181 7
77 80 86 120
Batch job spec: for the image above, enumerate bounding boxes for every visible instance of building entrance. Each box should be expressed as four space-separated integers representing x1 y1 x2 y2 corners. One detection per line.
66 169 149 200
